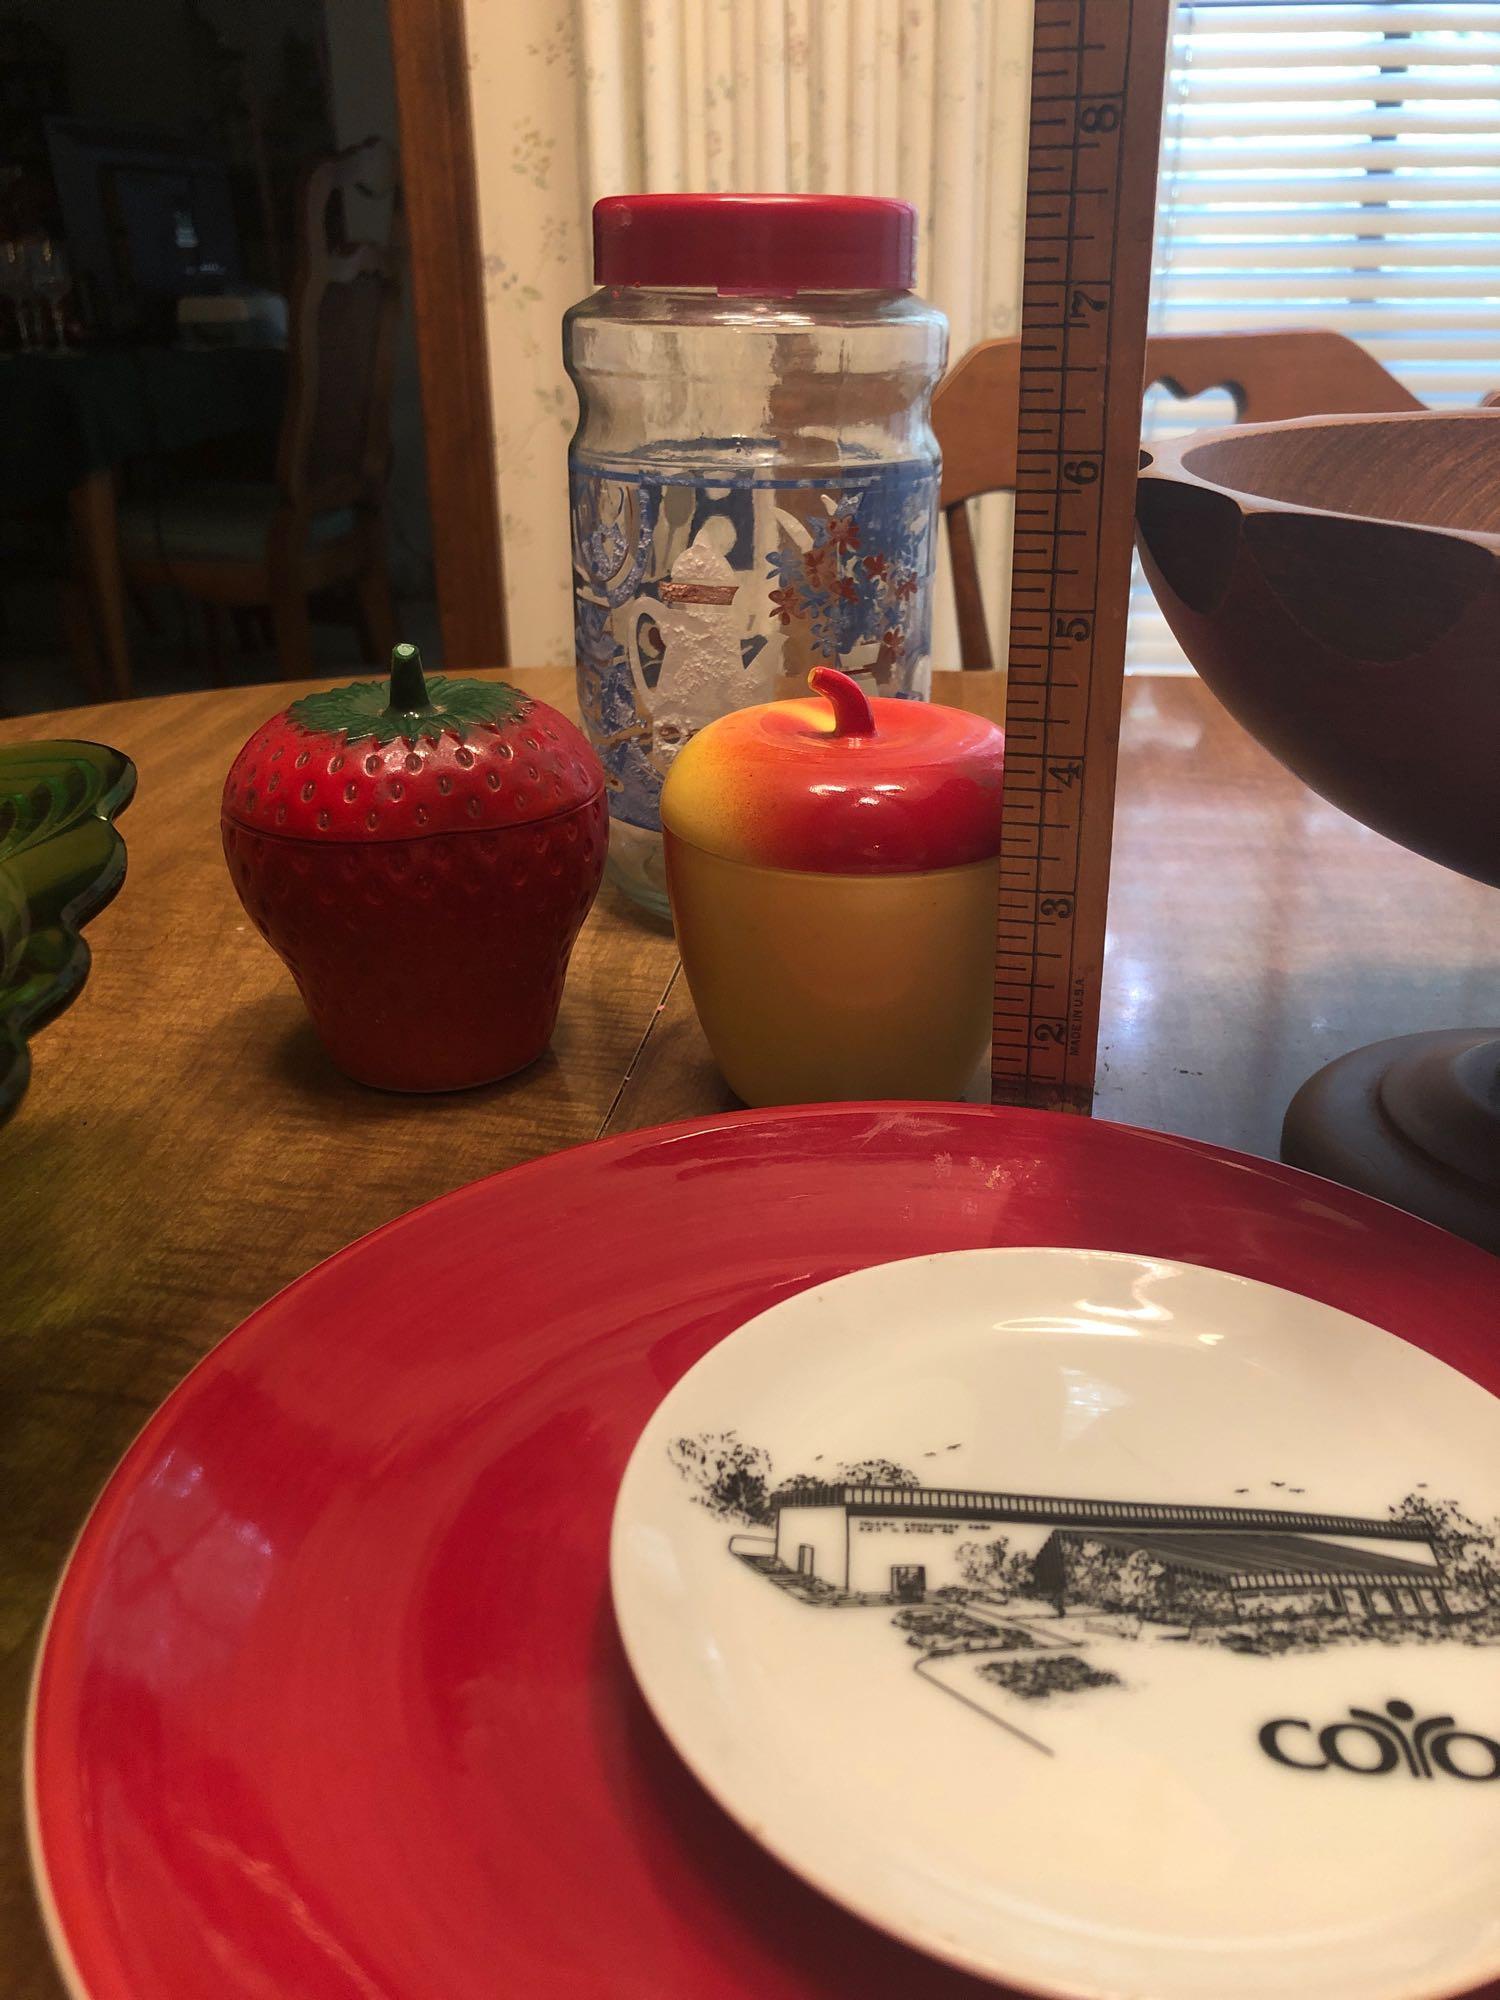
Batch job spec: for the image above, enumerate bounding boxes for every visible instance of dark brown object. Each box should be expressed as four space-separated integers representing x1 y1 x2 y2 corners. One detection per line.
933 330 1422 673
1283 1031 1500 1258
1136 410 1500 887
67 471 133 700
121 140 403 681
63 9 511 700
387 0 508 669
5 667 1495 1992
1137 408 1500 1254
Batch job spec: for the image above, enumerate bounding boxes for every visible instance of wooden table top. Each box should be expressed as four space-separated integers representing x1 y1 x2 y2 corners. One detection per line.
2 667 1494 1988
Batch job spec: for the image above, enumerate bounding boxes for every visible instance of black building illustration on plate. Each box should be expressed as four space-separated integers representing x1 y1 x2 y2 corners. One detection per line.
671 1436 1500 1744
754 1482 1462 1625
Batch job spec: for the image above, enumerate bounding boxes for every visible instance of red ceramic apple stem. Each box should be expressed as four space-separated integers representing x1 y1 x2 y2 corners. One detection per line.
808 665 876 738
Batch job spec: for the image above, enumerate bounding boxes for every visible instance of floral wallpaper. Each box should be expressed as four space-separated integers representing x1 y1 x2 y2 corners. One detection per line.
464 0 1033 666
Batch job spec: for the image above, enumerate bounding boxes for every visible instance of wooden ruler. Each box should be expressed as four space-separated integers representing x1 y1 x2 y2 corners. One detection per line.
993 0 1171 1113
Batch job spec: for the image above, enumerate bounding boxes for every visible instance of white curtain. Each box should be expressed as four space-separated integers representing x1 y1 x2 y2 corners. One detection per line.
464 0 1033 666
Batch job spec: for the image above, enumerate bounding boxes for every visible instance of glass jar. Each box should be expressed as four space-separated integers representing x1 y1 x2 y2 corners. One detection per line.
564 193 948 915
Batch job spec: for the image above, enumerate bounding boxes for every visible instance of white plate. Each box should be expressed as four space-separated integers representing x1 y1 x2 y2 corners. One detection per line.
611 1247 1500 2000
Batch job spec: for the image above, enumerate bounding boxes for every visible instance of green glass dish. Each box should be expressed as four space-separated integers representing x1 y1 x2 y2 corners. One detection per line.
0 739 136 1126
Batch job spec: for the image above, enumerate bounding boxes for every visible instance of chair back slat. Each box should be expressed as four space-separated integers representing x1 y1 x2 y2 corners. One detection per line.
1144 330 1422 426
277 139 401 522
931 340 1023 671
932 329 1426 669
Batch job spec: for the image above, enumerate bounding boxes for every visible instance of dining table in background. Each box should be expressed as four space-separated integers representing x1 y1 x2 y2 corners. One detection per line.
0 344 285 701
1 664 1496 1994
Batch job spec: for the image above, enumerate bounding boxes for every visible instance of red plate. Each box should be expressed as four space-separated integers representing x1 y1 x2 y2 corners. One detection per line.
28 1106 1500 2000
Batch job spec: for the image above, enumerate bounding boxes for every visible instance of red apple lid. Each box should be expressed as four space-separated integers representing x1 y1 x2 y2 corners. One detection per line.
660 667 1004 873
222 646 604 842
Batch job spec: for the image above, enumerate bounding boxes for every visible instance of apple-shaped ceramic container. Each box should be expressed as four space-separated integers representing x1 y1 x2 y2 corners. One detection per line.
222 647 608 1091
661 667 1004 1105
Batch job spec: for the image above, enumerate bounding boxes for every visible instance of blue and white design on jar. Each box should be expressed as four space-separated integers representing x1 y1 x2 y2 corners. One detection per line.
570 454 938 854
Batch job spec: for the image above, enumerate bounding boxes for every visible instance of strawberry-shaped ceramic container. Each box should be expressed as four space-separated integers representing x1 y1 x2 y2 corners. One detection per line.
222 646 607 1091
661 665 1003 1105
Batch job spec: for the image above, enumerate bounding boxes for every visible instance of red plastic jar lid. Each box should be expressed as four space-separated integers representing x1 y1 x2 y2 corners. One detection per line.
593 193 917 294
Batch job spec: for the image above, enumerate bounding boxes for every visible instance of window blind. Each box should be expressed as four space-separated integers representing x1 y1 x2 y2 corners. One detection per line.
1128 0 1500 672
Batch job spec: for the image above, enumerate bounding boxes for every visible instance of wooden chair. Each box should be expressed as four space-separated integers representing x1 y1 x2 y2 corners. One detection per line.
120 138 401 680
933 329 1424 669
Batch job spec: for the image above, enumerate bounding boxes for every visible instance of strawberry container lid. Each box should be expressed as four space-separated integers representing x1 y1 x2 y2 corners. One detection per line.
222 650 605 843
660 667 1004 875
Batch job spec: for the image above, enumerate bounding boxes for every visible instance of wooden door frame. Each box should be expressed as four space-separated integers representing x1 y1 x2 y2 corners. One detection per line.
386 0 509 667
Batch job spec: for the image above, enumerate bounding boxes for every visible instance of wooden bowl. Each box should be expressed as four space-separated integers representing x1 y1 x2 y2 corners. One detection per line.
1136 410 1500 888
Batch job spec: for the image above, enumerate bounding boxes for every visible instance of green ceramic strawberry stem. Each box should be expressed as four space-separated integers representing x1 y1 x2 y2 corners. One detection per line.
809 665 876 738
387 642 429 717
